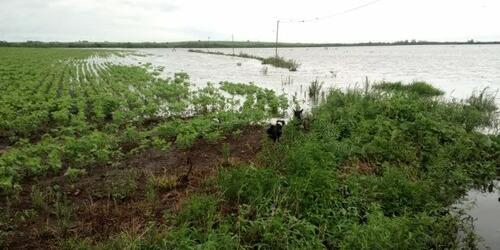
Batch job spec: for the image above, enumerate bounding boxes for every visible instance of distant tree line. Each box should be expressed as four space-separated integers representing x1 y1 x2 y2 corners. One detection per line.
0 40 498 48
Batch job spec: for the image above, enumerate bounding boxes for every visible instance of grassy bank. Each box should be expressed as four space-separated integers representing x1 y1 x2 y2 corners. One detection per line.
188 49 299 71
1 47 499 249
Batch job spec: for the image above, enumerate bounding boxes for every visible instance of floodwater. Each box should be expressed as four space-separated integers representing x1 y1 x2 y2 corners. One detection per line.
113 45 500 247
117 45 500 106
458 181 500 249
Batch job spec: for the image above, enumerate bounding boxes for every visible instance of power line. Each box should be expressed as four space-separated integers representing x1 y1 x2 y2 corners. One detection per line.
273 0 385 57
280 0 385 23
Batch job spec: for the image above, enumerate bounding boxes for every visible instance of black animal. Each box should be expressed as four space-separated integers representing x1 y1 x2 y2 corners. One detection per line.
293 109 303 121
293 109 312 131
267 120 285 142
487 182 495 193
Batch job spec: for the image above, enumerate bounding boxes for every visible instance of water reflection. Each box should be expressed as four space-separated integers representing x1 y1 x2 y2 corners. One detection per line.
459 180 500 249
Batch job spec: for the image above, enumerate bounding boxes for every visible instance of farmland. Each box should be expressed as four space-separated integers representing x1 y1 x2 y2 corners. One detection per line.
0 48 288 248
0 47 499 249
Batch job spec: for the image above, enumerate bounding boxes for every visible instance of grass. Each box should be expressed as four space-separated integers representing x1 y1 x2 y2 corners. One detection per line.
261 56 299 71
372 81 445 97
188 49 300 71
308 79 324 103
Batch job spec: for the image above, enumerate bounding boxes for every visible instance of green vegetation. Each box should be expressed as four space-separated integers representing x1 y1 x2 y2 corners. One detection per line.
60 82 500 248
308 79 324 103
129 83 495 249
373 81 445 97
1 47 498 249
189 49 300 71
0 48 287 193
261 56 299 71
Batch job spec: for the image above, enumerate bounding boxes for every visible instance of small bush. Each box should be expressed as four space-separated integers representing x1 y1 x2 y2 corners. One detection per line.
262 56 299 71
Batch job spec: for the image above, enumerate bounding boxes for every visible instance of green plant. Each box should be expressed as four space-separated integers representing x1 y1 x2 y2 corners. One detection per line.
176 195 219 228
30 185 47 211
107 170 139 201
218 166 280 204
148 175 177 191
261 56 300 71
373 81 444 97
52 192 75 233
222 143 230 165
64 167 87 182
308 79 323 103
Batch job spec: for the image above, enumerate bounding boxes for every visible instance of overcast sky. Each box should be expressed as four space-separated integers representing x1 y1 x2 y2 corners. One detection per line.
1 0 499 43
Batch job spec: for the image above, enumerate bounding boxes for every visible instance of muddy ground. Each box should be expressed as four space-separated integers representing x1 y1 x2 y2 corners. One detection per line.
0 126 265 249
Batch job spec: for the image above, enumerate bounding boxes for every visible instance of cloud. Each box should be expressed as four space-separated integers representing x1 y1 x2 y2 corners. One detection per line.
120 0 179 13
0 0 499 42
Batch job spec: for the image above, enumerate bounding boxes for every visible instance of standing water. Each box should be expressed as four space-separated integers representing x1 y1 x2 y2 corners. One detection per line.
111 45 500 105
458 181 500 249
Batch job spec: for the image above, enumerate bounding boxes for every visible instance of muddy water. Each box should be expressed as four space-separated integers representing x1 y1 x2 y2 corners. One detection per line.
458 181 500 249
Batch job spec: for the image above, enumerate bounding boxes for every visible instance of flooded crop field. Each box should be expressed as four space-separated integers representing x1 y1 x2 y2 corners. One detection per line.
99 45 500 249
3 0 500 248
0 46 499 249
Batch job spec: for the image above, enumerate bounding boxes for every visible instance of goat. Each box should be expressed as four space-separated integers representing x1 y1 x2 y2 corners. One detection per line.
293 109 312 131
487 182 495 193
267 120 285 142
293 109 303 121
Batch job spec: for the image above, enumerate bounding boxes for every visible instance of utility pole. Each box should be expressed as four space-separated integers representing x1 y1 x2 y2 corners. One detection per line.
275 20 280 58
232 34 235 55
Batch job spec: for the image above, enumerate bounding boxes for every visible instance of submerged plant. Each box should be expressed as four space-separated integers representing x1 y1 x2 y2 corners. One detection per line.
308 79 323 103
373 81 445 97
261 56 300 71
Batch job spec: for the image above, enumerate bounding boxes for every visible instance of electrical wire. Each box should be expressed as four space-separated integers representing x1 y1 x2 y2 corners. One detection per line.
280 0 385 23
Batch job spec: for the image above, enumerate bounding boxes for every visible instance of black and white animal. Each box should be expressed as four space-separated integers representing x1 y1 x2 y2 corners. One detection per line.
267 120 285 142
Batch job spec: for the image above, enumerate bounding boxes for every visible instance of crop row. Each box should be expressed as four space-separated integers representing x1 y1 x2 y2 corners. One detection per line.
0 48 288 192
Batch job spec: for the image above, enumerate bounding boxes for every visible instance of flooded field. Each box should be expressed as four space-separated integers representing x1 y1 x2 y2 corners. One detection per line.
116 45 500 249
116 45 500 105
1 47 498 249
